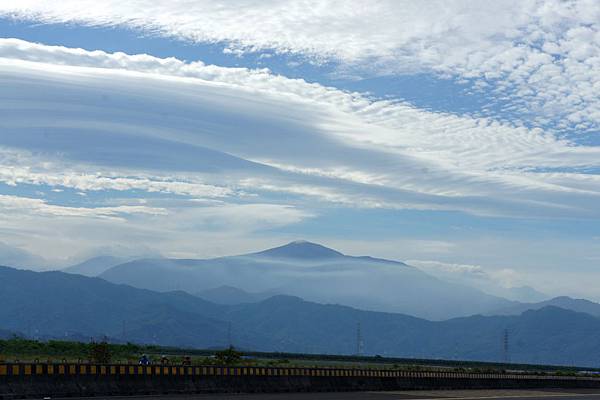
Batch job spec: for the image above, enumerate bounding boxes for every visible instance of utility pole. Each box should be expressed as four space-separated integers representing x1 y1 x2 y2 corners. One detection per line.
356 322 364 356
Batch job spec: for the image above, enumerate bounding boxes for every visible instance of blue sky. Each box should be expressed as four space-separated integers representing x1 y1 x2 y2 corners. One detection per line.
0 1 599 300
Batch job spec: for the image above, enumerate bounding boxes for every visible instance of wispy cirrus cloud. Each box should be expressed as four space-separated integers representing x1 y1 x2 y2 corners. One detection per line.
1 38 600 220
0 194 167 218
2 0 599 132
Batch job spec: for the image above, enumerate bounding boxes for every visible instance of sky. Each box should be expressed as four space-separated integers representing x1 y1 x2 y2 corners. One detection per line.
0 0 599 300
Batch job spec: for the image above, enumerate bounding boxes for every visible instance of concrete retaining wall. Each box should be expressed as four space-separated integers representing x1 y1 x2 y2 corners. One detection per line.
1 363 599 398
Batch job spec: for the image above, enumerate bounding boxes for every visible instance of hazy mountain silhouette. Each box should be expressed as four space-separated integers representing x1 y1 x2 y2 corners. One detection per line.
99 241 515 320
63 255 131 277
3 265 600 366
491 296 600 318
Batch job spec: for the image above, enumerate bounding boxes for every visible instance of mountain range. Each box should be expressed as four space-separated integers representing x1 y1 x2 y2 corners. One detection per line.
3 264 600 366
95 241 516 320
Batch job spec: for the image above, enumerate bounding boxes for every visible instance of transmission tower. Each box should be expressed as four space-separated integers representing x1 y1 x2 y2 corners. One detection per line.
356 322 364 356
503 329 510 363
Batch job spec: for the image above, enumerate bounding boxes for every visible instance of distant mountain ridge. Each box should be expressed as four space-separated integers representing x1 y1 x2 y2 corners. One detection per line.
491 296 600 318
98 241 515 320
63 255 131 277
3 265 600 366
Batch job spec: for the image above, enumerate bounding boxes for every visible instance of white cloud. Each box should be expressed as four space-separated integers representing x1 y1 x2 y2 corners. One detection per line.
0 147 233 198
1 0 599 131
408 259 523 288
407 260 487 277
0 194 167 219
0 39 599 221
170 202 314 234
407 259 527 297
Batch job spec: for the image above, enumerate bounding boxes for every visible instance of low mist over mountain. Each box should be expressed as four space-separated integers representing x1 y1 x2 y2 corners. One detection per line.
196 286 276 305
63 256 133 277
2 265 600 366
0 242 47 270
504 286 549 303
99 241 514 320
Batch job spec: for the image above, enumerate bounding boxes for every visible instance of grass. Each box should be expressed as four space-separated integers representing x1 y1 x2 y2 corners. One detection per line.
0 337 595 375
0 337 301 366
0 337 144 363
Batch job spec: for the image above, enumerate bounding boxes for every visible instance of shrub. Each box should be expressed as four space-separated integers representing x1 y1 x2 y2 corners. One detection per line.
89 340 112 364
214 346 242 365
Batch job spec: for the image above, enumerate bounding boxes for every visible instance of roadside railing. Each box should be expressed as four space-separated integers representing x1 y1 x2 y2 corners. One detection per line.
0 363 596 380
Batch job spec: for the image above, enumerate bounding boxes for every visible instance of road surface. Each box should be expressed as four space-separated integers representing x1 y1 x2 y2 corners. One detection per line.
56 389 600 400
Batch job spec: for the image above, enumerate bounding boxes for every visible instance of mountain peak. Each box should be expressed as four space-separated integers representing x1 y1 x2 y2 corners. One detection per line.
253 241 344 260
290 240 310 245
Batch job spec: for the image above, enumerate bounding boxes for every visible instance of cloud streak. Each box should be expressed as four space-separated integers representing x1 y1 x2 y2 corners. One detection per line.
0 147 233 198
0 39 600 220
2 0 599 131
0 194 167 219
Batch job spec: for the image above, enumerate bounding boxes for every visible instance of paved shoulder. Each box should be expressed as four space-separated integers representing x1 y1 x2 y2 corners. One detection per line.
64 389 600 400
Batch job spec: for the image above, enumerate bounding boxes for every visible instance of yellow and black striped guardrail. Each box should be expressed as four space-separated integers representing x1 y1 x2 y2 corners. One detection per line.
0 363 595 381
